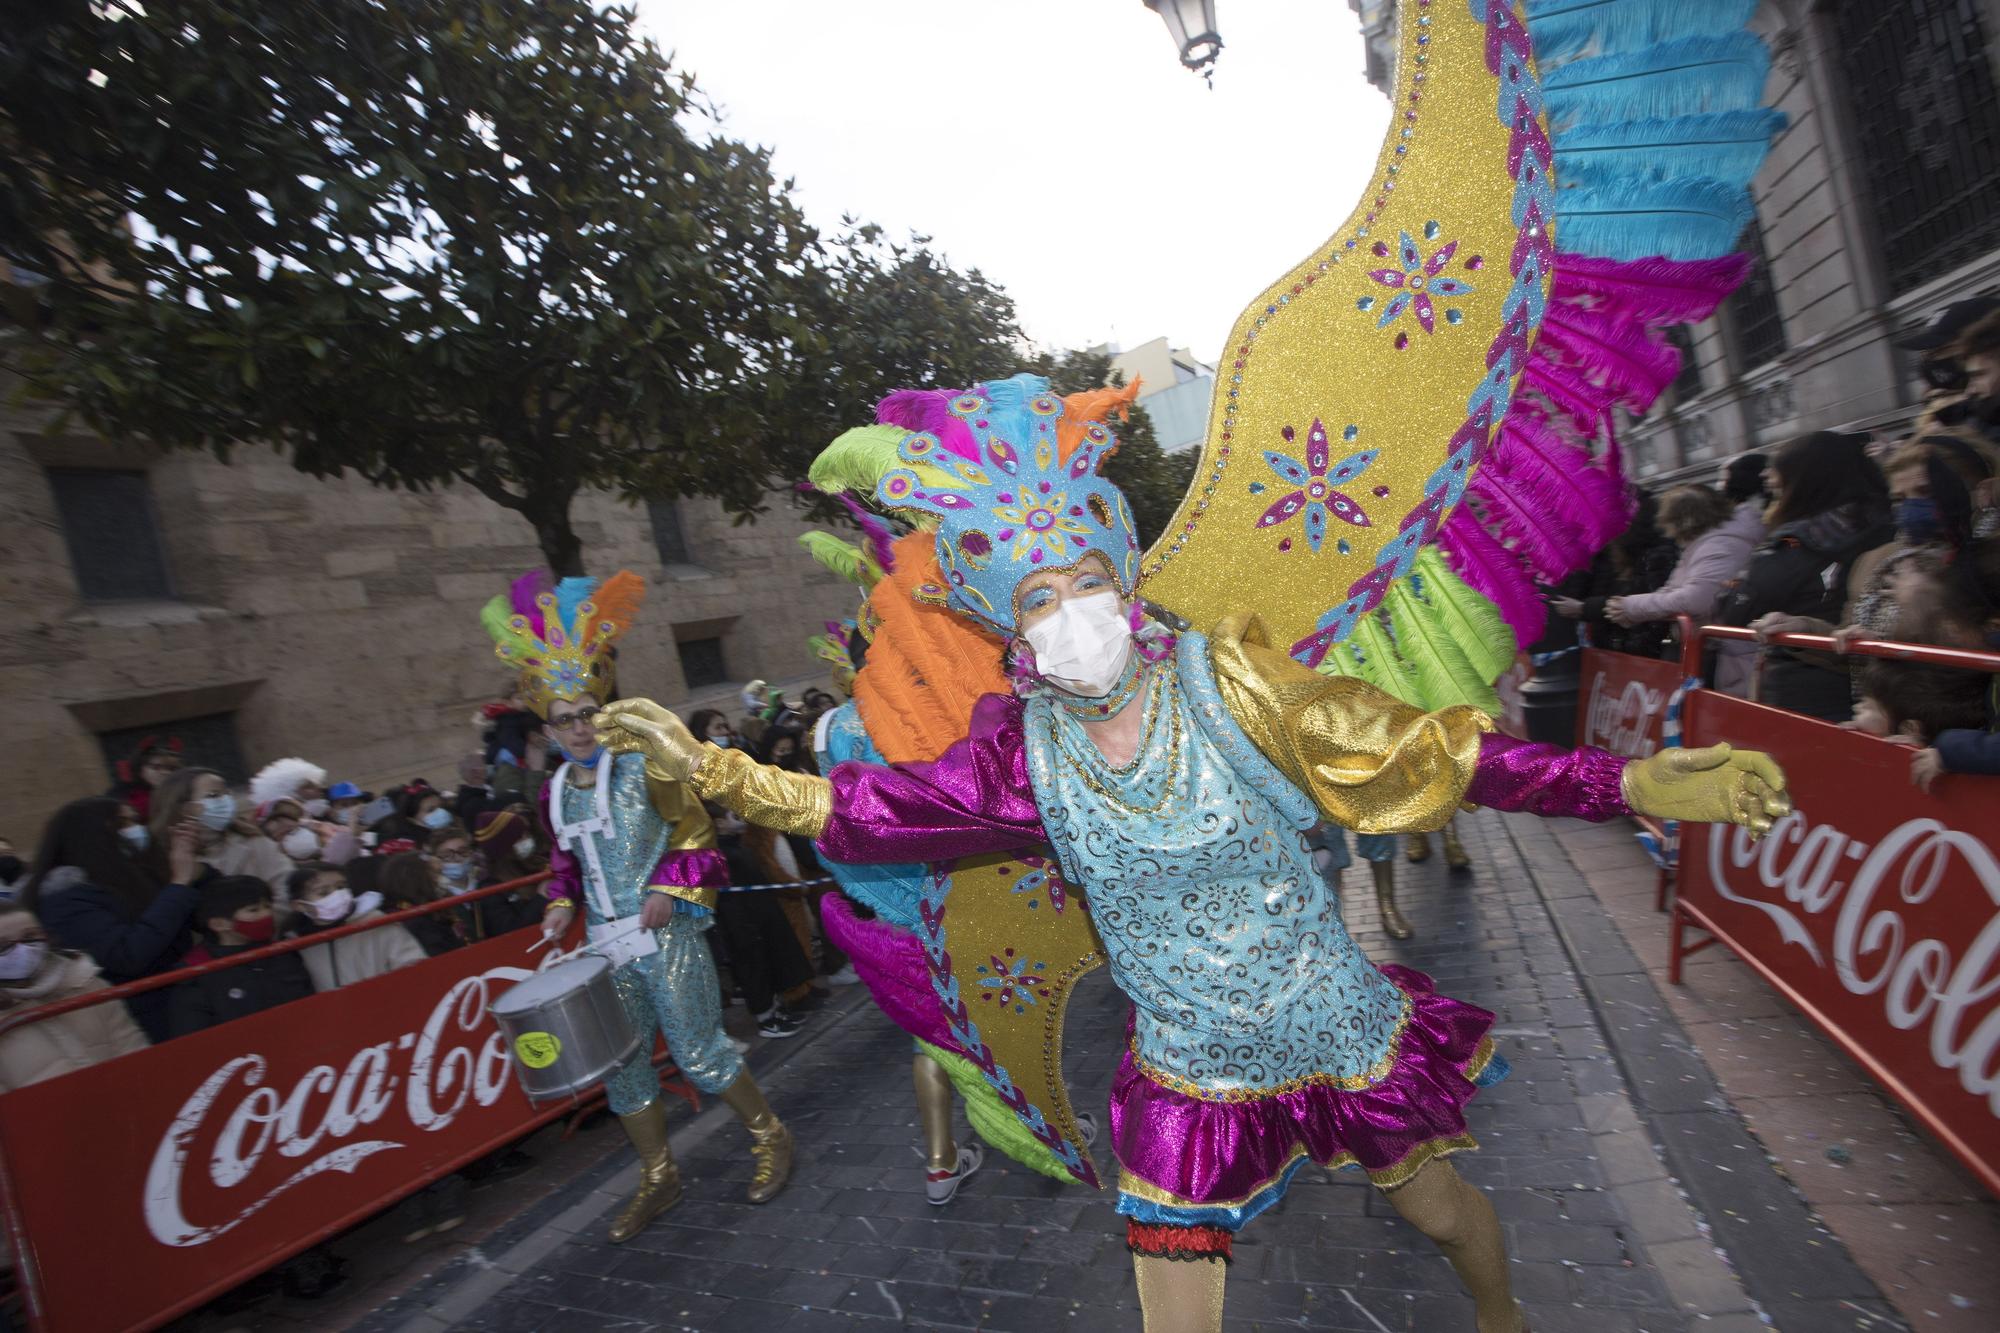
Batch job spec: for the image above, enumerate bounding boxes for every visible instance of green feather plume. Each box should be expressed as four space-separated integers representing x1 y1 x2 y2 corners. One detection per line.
480 592 534 657
1385 576 1503 715
1321 614 1423 707
1414 550 1516 682
810 424 952 499
914 1039 1077 1182
798 531 884 591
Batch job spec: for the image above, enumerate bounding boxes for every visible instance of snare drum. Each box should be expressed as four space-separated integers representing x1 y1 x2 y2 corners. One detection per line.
488 955 642 1101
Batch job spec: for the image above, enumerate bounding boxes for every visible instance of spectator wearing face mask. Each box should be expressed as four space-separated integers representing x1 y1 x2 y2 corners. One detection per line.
249 758 331 818
148 768 296 904
22 798 202 1041
380 852 462 957
286 863 426 991
107 737 184 822
468 812 545 941
687 709 741 753
428 823 478 898
376 782 453 847
167 876 314 1037
0 902 150 1091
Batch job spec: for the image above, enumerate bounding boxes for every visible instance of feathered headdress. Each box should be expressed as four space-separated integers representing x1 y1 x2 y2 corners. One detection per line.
810 372 1144 637
480 569 647 719
249 757 328 807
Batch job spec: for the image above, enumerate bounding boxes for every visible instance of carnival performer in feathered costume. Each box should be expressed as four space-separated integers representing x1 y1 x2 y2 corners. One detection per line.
604 4 1794 1327
480 571 793 1243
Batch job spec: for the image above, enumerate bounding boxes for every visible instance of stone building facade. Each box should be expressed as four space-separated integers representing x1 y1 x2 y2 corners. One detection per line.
0 398 856 839
1350 0 2000 485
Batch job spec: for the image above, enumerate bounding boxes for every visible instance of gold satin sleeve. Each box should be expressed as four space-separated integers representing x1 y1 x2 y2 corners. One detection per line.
1206 613 1492 834
645 775 719 852
687 745 832 841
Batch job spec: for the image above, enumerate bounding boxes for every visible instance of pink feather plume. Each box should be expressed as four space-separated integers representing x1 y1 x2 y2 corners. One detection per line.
1538 305 1683 414
1486 411 1631 550
876 388 980 462
1552 253 1752 325
1438 509 1547 647
838 493 898 572
508 570 552 637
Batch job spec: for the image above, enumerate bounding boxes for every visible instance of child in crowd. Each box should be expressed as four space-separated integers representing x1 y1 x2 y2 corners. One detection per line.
379 852 461 956
167 875 314 1037
286 862 427 990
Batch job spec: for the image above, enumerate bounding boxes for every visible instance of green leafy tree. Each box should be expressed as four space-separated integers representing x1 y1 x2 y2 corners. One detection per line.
1 0 827 575
1028 347 1198 547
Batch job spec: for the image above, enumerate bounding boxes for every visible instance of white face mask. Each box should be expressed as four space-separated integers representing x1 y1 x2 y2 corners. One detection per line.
513 837 537 860
351 891 384 919
119 824 151 854
420 807 453 831
198 793 237 832
301 799 330 818
0 941 49 983
301 889 354 924
1023 591 1134 698
281 827 321 860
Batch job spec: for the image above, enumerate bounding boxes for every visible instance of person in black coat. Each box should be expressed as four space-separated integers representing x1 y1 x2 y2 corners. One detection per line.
22 797 203 1042
167 876 314 1037
1714 431 1895 722
1556 493 1682 659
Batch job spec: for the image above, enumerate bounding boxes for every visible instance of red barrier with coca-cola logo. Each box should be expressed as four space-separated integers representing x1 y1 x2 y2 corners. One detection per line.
0 922 667 1332
1576 648 1682 759
1676 688 2000 1196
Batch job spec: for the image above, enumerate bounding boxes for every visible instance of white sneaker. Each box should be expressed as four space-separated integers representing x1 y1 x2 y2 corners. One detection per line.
823 964 860 986
728 1036 751 1056
924 1144 984 1206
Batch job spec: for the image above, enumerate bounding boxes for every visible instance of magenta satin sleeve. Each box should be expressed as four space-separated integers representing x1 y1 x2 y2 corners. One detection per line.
815 692 1048 865
1464 733 1631 822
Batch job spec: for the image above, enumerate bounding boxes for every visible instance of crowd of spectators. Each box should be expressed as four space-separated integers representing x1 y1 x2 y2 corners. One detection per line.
1554 296 2000 791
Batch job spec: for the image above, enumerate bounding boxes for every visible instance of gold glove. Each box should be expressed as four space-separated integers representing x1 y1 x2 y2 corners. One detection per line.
597 699 706 783
690 746 831 841
1621 744 1792 836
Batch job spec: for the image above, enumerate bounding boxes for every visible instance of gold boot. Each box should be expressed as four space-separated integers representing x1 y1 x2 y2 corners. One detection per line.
1442 821 1471 871
607 1099 682 1243
720 1072 794 1204
1373 859 1413 940
1405 833 1431 863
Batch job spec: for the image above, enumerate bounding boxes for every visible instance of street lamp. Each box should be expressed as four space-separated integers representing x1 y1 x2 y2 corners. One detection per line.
1142 0 1222 84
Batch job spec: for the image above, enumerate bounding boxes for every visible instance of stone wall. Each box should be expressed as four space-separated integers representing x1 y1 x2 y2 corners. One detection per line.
0 407 856 841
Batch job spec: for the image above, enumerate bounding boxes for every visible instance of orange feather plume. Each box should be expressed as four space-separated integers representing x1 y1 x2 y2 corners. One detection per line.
1055 378 1143 465
584 570 647 644
854 533 1010 763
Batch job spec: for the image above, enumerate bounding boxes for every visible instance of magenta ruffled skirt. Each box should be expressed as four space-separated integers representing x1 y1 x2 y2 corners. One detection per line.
1111 966 1501 1226
820 894 959 1054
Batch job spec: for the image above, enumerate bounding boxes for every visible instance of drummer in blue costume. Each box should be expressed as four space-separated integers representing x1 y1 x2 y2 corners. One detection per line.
481 570 793 1243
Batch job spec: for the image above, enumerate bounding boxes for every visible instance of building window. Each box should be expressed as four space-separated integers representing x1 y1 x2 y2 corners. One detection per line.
45 468 173 602
1831 0 2000 296
1665 325 1704 403
96 712 249 789
1724 222 1786 372
678 637 726 690
647 498 691 566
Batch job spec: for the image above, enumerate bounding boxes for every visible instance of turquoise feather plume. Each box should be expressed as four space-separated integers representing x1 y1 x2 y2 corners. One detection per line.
551 577 597 641
1554 109 1786 190
1526 0 1758 65
1556 175 1755 262
1546 34 1770 126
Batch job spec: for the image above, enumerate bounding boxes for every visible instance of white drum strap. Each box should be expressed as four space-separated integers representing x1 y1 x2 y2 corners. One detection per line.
550 755 618 922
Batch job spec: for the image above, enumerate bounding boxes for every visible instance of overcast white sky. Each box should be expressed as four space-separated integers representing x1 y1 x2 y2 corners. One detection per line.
629 0 1389 365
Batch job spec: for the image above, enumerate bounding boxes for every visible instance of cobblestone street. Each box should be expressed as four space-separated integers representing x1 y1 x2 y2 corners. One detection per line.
342 810 1916 1333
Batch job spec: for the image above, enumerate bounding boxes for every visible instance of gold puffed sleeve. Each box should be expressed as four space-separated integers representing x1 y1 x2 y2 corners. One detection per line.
688 746 832 841
1206 613 1493 834
645 775 719 853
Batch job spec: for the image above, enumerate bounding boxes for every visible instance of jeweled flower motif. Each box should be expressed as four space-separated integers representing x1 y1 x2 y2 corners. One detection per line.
993 483 1092 563
1367 223 1475 336
1255 421 1379 552
549 659 588 695
976 948 1051 1014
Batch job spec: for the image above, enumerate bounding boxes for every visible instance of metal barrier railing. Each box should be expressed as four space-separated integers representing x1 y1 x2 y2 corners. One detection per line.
0 871 554 1045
